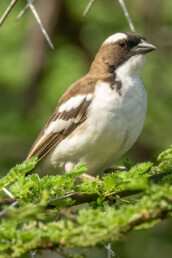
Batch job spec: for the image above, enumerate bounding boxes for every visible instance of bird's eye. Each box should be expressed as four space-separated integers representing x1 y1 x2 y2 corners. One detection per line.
119 41 126 48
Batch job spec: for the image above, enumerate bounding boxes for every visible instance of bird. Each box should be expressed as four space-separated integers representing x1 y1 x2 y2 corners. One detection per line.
26 32 156 177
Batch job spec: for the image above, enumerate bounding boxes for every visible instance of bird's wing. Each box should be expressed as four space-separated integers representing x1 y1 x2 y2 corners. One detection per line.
26 76 95 161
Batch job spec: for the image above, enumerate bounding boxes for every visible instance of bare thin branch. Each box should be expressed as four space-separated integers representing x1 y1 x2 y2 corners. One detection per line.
0 0 18 26
83 0 96 17
118 0 135 32
27 0 55 50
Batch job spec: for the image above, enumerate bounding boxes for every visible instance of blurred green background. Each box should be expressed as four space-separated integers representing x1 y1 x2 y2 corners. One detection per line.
0 0 171 257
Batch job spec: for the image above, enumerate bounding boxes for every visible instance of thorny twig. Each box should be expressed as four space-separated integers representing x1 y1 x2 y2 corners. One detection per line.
0 0 54 50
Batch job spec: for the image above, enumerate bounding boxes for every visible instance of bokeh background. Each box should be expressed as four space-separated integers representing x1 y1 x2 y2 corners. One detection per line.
0 0 171 257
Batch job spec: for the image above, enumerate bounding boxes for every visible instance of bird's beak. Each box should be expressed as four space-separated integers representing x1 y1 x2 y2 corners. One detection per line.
134 40 156 55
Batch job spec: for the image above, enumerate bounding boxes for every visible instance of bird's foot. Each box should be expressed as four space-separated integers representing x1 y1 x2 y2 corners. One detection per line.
79 173 102 182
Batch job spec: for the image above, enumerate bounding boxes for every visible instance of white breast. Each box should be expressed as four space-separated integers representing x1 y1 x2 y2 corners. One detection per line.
40 55 147 176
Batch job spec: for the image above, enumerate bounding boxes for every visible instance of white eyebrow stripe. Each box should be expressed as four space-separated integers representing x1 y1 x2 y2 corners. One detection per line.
45 118 74 135
103 33 127 44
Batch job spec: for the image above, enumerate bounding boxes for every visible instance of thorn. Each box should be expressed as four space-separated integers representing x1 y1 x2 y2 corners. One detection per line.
0 0 18 26
83 0 96 17
118 0 135 32
27 0 55 50
47 193 75 204
3 187 14 198
16 1 33 21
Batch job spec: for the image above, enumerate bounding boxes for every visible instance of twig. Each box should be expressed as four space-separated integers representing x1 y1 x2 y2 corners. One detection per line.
27 0 55 50
0 0 18 26
16 0 34 20
83 0 96 17
118 0 135 32
42 190 141 208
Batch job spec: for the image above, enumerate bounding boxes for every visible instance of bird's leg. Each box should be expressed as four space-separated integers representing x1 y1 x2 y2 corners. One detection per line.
79 166 129 181
79 173 103 183
79 173 98 181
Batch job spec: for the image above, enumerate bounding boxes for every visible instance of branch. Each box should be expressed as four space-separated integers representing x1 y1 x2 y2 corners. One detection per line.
0 189 142 210
2 189 171 256
0 172 168 209
129 207 171 228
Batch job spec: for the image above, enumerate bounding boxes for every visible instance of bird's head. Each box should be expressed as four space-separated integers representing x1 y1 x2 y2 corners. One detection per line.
90 32 156 76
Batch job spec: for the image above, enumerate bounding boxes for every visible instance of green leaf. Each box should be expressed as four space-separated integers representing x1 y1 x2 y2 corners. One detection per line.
157 160 172 174
0 158 38 191
157 146 172 162
128 162 153 177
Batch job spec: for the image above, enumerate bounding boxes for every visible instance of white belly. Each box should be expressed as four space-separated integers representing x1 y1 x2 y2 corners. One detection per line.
38 74 147 176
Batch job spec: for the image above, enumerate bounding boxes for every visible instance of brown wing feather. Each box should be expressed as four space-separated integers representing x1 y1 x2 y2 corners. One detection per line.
26 72 99 161
26 97 92 161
